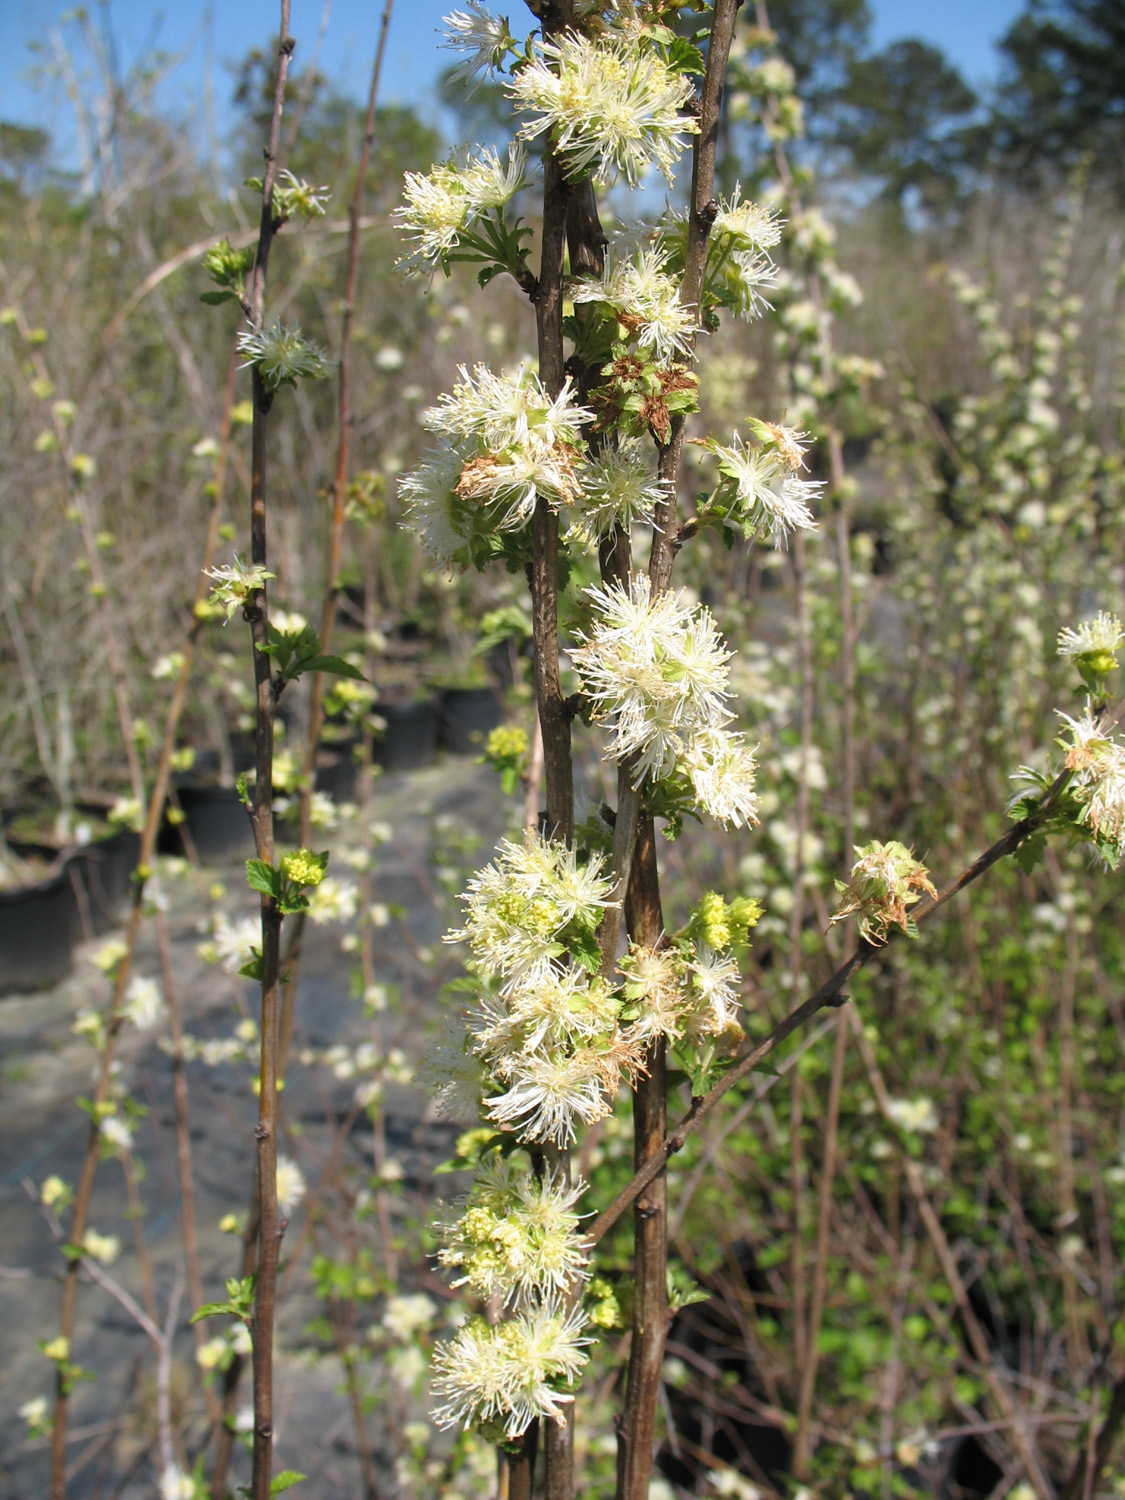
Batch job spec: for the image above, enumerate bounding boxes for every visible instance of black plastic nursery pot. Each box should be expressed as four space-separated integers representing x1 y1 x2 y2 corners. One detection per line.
314 738 362 803
372 699 439 771
0 867 76 994
165 783 256 864
437 685 504 755
64 827 141 938
6 816 141 943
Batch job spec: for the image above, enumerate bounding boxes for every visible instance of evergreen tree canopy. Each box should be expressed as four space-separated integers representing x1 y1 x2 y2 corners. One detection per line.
991 0 1125 187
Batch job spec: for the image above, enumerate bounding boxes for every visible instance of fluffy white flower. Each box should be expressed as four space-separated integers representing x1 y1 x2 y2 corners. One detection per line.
398 446 467 565
686 943 742 1033
450 830 615 991
1057 611 1123 662
454 441 582 526
509 32 698 187
431 1297 591 1437
699 431 821 543
424 363 590 454
236 322 334 387
712 186 784 252
1060 708 1125 853
100 1114 134 1154
885 1097 939 1134
568 440 668 543
437 1160 590 1303
572 575 734 782
572 246 697 360
485 1049 613 1146
683 726 759 829
619 942 690 1042
306 875 359 924
275 1155 306 1217
82 1229 120 1265
396 144 526 272
211 915 261 975
382 1292 438 1341
442 2 514 84
123 974 166 1030
160 1466 195 1500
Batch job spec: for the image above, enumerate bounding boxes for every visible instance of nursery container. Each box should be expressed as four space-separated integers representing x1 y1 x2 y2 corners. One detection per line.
437 685 504 755
372 699 439 771
0 867 76 994
168 783 256 864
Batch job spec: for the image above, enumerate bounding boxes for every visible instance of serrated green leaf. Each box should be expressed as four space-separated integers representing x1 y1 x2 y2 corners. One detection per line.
295 654 365 681
246 859 280 898
191 1300 237 1324
239 949 264 981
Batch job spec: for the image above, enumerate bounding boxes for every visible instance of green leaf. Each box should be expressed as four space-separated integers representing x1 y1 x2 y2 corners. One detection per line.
568 926 602 974
246 859 280 898
200 289 236 306
664 36 706 75
1014 831 1047 874
239 948 264 982
294 654 365 681
191 1300 237 1324
271 1474 307 1496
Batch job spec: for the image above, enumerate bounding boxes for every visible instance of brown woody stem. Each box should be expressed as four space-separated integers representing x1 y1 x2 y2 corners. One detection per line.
243 12 293 1499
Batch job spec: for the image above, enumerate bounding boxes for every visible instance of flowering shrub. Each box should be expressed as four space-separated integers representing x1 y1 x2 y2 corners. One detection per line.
7 3 1125 1499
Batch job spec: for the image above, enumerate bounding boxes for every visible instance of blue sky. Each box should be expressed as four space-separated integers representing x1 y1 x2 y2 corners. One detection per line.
1 0 1027 164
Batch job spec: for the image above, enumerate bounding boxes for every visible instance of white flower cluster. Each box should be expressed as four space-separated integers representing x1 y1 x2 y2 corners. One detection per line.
446 829 634 1146
509 31 699 187
436 1157 589 1304
1059 708 1125 856
572 246 697 361
236 322 334 388
1057 612 1123 665
442 2 514 85
395 143 526 273
697 420 822 545
431 1297 590 1438
572 575 759 826
619 938 743 1047
706 185 784 319
400 364 593 565
566 439 668 544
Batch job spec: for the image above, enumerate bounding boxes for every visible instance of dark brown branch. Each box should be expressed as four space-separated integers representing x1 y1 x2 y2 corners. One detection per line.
531 99 574 844
244 12 293 1500
1063 1371 1125 1500
649 0 741 595
614 814 667 1500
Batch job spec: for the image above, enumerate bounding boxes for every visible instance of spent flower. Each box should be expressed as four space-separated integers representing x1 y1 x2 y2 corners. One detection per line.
831 841 937 945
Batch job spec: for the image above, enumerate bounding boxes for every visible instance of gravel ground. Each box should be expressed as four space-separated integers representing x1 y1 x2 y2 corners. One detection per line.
0 757 511 1500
